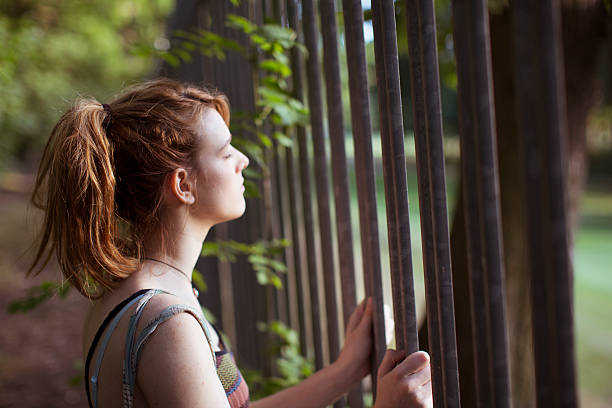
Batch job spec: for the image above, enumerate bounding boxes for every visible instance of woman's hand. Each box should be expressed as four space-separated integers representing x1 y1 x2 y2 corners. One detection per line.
335 297 374 385
373 350 433 408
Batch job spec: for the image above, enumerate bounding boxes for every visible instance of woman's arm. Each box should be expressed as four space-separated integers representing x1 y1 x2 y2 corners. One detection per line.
249 358 356 408
251 298 433 408
137 312 231 408
250 298 373 408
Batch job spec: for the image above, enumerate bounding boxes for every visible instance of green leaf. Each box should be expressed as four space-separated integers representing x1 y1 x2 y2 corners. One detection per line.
201 242 219 257
243 167 262 179
226 14 257 34
7 281 71 313
258 25 296 44
201 306 217 324
244 179 261 198
192 269 208 293
271 105 301 126
256 270 269 285
250 34 268 47
159 52 180 67
257 131 273 148
269 274 282 288
273 131 293 147
248 254 269 265
259 59 291 77
172 48 192 63
258 85 288 104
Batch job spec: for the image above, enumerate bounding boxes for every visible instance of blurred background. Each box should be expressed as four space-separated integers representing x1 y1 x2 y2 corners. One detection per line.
1 0 611 407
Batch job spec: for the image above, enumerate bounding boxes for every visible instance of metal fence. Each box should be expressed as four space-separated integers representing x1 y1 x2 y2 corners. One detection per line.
166 0 577 406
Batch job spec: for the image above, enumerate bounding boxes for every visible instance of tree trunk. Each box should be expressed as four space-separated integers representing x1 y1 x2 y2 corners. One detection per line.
448 2 610 407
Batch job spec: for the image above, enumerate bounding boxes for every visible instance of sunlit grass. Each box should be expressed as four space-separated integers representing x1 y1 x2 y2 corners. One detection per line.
574 192 612 403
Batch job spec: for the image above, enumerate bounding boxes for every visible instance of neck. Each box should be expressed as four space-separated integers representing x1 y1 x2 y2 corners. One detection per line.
142 216 212 282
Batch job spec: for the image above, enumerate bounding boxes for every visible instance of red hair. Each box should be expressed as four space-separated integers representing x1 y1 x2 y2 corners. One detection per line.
30 78 230 297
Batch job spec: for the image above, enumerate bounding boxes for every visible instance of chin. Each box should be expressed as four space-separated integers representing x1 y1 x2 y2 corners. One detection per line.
221 201 247 223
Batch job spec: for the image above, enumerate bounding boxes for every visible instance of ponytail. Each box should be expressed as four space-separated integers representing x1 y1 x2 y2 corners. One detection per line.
30 99 138 297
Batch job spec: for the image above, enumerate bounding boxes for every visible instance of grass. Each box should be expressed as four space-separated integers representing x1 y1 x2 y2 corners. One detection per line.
574 192 612 403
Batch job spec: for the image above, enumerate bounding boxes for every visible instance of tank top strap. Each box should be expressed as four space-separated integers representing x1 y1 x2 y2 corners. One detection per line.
85 289 154 408
122 300 217 408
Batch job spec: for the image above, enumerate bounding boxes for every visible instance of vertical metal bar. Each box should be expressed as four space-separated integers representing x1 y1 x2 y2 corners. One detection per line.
452 3 493 404
452 0 511 406
341 0 386 397
285 130 308 353
370 0 420 358
263 0 290 331
403 3 444 404
404 0 461 406
302 0 342 376
287 0 325 370
273 143 290 326
318 0 361 405
512 1 577 407
285 0 309 356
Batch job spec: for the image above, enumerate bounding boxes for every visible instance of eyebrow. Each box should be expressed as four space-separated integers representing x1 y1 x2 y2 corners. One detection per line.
218 134 232 152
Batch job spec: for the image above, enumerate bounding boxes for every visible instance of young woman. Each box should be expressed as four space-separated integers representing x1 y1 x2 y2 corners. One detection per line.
30 79 432 408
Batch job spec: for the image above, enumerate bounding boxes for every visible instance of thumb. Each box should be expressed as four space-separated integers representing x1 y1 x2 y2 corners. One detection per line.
377 348 406 379
346 297 368 333
355 297 373 335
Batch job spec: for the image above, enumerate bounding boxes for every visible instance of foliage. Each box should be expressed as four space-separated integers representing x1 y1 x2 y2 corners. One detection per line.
201 239 290 288
156 10 308 189
0 0 174 167
7 280 70 313
242 321 313 400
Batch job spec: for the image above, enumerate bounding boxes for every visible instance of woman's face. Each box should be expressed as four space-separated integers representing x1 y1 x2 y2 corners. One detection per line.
191 108 249 225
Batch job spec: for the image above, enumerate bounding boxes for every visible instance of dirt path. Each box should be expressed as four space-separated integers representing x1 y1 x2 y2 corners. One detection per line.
0 189 88 407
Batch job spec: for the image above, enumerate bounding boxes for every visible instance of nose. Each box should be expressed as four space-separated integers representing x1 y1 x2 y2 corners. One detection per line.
238 151 249 172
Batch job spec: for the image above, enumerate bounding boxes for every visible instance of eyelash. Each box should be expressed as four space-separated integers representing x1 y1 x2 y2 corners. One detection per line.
224 153 232 159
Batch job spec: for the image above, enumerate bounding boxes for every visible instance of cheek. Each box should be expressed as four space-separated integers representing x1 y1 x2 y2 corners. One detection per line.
196 165 229 205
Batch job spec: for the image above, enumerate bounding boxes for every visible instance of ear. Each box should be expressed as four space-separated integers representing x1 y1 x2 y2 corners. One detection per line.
167 168 196 205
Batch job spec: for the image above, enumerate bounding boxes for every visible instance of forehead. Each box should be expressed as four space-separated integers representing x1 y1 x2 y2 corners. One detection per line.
196 108 230 152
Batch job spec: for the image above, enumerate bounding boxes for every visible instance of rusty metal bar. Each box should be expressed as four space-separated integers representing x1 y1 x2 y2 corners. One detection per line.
318 0 362 405
371 0 420 360
287 0 324 369
341 0 386 397
273 143 291 326
285 0 308 356
403 3 445 404
404 0 461 406
302 0 342 375
512 1 577 407
284 131 308 352
452 0 511 406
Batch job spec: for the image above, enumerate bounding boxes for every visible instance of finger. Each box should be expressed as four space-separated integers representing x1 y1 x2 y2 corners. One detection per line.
377 348 406 378
404 359 431 388
355 297 373 336
420 379 433 406
346 297 368 333
410 379 433 408
393 351 430 377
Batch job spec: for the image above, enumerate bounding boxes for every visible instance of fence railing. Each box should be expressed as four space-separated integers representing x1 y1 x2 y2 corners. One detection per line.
166 0 578 406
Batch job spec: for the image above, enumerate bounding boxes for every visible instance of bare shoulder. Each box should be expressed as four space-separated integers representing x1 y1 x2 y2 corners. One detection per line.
135 295 230 408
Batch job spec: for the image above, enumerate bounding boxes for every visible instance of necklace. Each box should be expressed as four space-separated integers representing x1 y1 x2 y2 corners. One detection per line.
143 257 200 298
